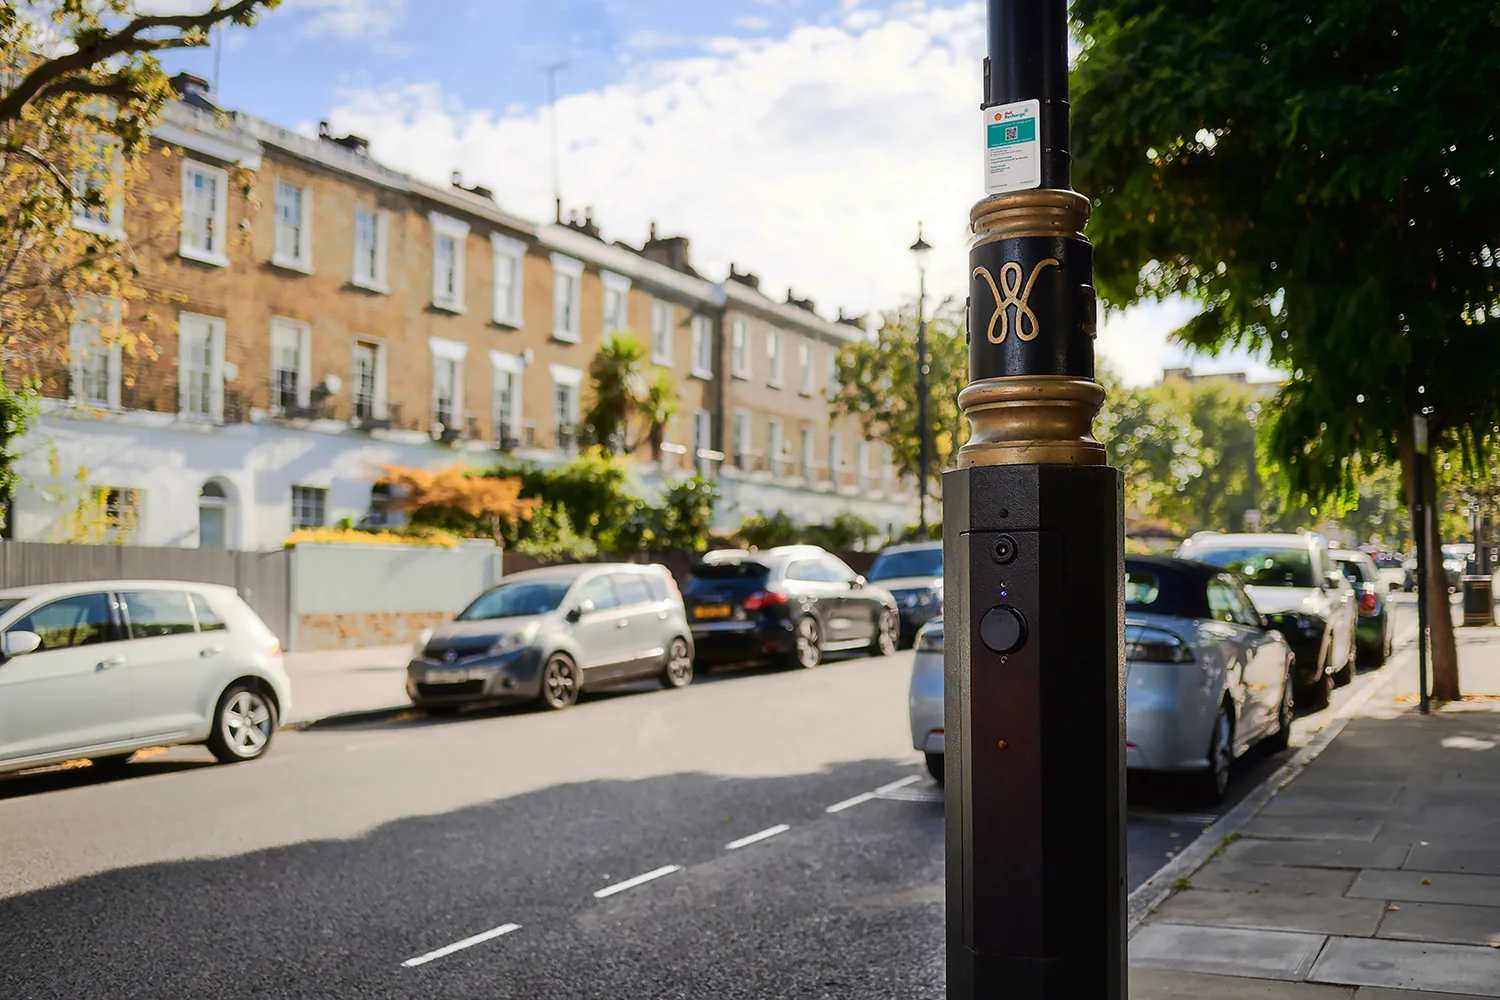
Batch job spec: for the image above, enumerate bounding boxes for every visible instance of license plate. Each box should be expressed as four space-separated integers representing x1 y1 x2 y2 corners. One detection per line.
425 669 469 684
694 604 732 620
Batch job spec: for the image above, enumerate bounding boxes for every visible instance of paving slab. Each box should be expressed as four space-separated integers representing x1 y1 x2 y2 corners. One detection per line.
1309 936 1500 996
1243 816 1385 842
1156 889 1387 937
1128 969 1352 999
1405 846 1500 876
1192 861 1359 896
1259 799 1395 821
1224 839 1411 871
1376 900 1500 946
1280 782 1404 806
1348 869 1500 908
1377 820 1500 845
1129 924 1327 982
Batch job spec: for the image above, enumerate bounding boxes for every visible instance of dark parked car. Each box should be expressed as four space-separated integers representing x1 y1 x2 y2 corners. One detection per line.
407 563 693 712
867 541 943 646
1334 549 1396 667
685 545 900 669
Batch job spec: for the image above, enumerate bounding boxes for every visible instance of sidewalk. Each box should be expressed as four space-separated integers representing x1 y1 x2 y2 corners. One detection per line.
280 644 412 724
1130 624 1500 998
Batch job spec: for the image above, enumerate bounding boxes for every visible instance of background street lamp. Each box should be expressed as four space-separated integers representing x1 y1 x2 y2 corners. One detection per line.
911 225 933 535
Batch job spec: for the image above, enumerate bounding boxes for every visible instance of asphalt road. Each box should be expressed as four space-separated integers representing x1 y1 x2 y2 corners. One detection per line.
0 601 1419 998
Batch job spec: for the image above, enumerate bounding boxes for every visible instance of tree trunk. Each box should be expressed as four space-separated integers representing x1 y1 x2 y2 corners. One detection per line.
1398 419 1461 701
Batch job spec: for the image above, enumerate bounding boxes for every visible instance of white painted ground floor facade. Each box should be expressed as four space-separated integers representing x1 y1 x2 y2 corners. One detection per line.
10 403 917 550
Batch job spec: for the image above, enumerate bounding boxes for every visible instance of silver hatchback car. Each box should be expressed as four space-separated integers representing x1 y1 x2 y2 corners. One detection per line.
407 563 694 712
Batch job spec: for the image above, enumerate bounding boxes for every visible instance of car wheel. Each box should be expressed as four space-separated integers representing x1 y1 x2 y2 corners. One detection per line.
1195 703 1233 805
869 609 899 657
206 683 277 763
1333 638 1355 687
1266 666 1294 752
538 653 581 710
789 616 822 669
925 752 945 784
660 637 694 690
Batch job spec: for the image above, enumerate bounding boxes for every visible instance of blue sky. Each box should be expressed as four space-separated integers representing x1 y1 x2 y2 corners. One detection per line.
158 0 1272 387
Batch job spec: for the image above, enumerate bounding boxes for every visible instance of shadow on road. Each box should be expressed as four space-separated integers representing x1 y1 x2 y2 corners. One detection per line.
0 756 217 800
0 758 944 1000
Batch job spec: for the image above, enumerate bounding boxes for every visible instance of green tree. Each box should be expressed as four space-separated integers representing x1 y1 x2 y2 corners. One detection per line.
1074 1 1500 697
580 331 647 454
832 303 968 500
639 371 678 464
1096 371 1205 529
735 510 800 550
0 378 38 534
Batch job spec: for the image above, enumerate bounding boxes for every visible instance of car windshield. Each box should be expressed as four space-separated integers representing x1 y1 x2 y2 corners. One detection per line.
1124 567 1162 608
456 581 571 620
1192 547 1317 588
869 548 942 581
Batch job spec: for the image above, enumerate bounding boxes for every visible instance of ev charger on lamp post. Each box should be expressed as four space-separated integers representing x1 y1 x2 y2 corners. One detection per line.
943 2 1125 997
911 225 933 537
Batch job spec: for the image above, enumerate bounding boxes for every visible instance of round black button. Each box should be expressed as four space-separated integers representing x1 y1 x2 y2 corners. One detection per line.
979 606 1027 655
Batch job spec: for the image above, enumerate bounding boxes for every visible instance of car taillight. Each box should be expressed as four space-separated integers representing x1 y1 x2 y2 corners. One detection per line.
1124 627 1193 663
1359 591 1378 614
743 591 789 611
267 638 282 658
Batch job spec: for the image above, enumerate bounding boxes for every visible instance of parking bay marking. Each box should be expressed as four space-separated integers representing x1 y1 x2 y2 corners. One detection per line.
726 824 790 850
826 774 926 813
594 864 682 899
401 923 521 968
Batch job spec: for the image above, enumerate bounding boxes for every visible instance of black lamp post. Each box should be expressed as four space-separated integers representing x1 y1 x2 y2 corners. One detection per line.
944 1 1124 997
911 225 933 536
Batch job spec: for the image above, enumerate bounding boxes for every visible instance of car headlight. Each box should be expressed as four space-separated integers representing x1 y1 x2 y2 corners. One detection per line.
412 627 433 657
489 622 540 655
915 627 944 652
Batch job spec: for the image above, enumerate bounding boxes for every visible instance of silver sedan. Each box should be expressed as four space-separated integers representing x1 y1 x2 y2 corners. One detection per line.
907 617 944 782
1124 556 1295 802
908 555 1295 802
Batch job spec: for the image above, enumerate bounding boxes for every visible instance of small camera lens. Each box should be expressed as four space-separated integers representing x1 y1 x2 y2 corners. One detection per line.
993 535 1017 564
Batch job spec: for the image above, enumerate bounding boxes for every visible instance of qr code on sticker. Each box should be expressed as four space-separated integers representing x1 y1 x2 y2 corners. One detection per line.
1005 126 1019 141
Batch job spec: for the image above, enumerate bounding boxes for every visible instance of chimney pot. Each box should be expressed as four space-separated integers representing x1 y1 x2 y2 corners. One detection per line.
318 121 330 138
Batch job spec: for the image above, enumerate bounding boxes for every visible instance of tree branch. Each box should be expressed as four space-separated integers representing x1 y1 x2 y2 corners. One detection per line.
34 76 151 107
4 143 74 201
0 1 272 125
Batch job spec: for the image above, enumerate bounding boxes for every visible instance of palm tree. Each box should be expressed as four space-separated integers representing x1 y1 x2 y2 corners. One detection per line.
639 371 678 464
581 331 646 454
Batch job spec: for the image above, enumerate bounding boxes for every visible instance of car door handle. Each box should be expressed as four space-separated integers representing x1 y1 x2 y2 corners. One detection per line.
96 656 125 671
199 647 224 658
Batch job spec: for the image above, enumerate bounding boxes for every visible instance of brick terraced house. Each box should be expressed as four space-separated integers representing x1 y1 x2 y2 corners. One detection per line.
6 75 914 549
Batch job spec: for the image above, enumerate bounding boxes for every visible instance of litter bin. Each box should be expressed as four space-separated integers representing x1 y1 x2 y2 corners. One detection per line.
1462 575 1494 626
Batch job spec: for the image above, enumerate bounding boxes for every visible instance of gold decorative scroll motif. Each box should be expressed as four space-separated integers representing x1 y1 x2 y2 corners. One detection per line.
973 258 1060 344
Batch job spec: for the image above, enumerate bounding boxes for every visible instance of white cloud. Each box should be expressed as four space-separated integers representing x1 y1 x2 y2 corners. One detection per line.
733 15 772 31
287 0 404 39
324 1 1251 385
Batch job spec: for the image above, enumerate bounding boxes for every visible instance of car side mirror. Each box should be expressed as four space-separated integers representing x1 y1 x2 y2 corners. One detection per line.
2 631 42 658
564 606 584 624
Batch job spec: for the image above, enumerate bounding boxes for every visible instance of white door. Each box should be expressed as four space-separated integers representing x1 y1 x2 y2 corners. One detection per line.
118 589 220 739
570 575 632 675
0 592 133 763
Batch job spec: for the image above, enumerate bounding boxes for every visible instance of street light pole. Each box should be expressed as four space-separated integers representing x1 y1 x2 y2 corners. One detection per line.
912 226 933 537
944 1 1124 998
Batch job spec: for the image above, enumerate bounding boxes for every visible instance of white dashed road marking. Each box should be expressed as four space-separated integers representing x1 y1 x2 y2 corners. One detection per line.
874 775 923 795
725 824 790 850
401 923 521 968
825 791 876 814
594 865 682 899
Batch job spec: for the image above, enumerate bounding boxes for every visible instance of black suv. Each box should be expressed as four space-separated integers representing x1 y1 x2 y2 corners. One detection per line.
684 545 900 669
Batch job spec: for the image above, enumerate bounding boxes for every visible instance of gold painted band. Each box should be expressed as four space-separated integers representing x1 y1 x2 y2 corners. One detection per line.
970 190 1092 243
957 376 1106 467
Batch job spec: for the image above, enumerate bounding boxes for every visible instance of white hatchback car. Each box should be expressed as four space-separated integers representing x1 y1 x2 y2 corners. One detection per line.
0 581 292 774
